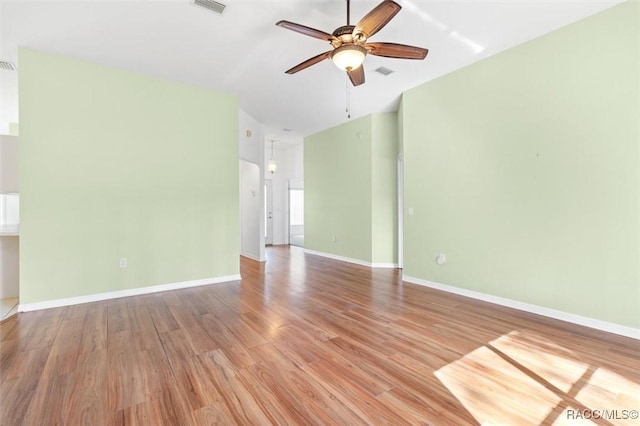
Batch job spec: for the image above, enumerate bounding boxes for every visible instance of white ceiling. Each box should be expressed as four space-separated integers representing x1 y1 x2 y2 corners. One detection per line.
0 0 622 141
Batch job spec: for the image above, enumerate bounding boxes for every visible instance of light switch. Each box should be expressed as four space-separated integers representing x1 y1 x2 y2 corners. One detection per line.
408 207 414 216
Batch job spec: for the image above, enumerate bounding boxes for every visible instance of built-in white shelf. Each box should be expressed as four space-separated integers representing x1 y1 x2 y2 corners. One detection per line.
1 136 20 313
0 193 19 236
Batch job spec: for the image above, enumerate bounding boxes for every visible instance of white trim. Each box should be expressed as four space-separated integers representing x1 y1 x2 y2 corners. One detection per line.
304 249 371 267
18 274 242 312
371 262 400 269
304 249 398 269
240 253 265 262
397 153 404 270
403 275 640 340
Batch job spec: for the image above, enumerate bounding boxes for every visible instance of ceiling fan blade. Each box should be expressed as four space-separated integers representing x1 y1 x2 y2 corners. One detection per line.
285 51 332 74
354 0 401 39
366 42 428 60
347 65 365 86
276 20 337 42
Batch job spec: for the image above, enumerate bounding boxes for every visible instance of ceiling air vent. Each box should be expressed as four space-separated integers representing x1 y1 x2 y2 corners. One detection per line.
374 66 394 76
0 61 16 71
193 0 226 14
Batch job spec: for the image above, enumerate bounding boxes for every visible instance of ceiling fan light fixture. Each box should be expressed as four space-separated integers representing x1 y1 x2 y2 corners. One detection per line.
331 45 367 71
268 140 277 174
267 159 277 174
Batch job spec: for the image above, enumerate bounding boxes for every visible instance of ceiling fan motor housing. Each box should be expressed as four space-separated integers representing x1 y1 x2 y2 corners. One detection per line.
332 25 357 47
333 25 355 37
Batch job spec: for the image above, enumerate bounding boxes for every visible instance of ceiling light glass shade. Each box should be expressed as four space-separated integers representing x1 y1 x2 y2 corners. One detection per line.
268 159 277 174
331 45 367 71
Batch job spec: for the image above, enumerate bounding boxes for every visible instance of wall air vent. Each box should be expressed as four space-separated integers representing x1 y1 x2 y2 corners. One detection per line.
0 61 16 71
374 66 393 76
193 0 226 14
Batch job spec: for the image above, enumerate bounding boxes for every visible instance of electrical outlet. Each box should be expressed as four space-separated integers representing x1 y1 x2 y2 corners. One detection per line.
119 257 128 268
332 235 337 242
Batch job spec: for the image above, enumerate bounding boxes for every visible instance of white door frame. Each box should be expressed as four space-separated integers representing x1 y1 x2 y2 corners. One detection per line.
265 179 273 245
397 153 404 269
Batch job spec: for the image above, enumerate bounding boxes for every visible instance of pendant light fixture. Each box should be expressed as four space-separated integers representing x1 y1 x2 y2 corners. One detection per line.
331 45 366 71
268 140 277 174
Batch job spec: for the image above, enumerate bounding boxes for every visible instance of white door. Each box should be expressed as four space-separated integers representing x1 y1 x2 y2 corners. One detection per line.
265 180 273 245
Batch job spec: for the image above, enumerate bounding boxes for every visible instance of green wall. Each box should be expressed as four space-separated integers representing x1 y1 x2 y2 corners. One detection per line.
305 113 397 264
305 115 373 262
19 49 239 304
371 114 398 264
402 2 639 328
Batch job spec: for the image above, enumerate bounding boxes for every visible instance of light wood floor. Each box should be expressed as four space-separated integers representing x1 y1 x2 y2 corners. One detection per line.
1 246 638 425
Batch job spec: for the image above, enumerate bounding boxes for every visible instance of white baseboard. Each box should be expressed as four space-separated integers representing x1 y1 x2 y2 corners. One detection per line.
18 274 242 312
371 262 399 269
304 249 371 267
303 249 398 269
240 253 265 262
403 275 639 340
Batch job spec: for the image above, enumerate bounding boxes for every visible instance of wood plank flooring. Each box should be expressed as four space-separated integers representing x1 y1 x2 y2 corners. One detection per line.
1 246 638 425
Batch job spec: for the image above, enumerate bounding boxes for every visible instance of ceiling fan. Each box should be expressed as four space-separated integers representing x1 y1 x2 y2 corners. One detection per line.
276 0 428 87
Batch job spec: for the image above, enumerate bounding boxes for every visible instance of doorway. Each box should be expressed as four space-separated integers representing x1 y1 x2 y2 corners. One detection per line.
239 160 263 261
288 185 304 247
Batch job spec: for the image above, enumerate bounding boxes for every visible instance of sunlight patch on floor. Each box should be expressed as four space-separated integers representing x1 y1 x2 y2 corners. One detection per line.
551 407 597 425
576 368 640 425
435 344 561 425
490 330 589 393
435 330 639 425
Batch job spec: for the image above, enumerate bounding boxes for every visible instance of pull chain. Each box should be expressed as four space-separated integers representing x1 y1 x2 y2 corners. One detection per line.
346 76 351 119
345 0 351 119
